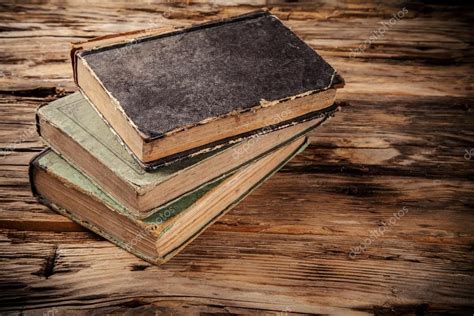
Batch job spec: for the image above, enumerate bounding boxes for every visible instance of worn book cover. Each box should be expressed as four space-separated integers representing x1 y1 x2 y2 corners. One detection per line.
30 137 308 264
72 10 343 165
37 92 336 217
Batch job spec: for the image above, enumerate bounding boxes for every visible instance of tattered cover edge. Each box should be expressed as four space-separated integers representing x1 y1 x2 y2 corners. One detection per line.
139 102 339 170
71 10 344 144
28 139 309 265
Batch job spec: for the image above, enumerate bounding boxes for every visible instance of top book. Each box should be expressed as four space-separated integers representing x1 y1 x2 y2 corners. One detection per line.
72 10 343 165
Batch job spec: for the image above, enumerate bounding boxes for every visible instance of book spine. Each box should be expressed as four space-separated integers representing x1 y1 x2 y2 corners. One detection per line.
34 102 49 138
28 149 51 199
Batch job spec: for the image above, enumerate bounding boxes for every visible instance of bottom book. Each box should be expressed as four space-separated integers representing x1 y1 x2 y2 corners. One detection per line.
30 136 308 264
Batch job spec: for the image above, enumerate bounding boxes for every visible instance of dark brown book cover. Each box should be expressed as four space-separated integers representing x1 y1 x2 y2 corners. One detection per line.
72 10 343 165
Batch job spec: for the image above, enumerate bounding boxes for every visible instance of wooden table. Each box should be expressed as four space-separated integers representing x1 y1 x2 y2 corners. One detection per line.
1 1 473 314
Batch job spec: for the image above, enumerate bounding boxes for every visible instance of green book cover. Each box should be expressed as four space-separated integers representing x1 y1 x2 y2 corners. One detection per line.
37 92 333 217
30 138 309 264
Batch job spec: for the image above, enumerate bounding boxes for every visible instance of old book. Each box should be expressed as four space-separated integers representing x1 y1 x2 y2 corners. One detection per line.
37 92 335 218
30 137 308 264
72 10 343 165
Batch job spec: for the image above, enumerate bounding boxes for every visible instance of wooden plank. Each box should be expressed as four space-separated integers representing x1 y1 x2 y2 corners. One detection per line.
0 227 472 314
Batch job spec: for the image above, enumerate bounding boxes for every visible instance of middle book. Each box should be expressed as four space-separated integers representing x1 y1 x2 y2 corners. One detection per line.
37 92 332 218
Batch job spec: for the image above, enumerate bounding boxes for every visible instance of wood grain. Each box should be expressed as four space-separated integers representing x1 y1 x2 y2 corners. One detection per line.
0 0 473 314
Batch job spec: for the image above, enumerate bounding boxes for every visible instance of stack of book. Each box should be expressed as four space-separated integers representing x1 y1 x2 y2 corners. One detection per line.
30 11 343 264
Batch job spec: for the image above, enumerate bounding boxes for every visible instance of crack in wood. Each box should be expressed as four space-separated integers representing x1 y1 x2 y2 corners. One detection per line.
32 244 58 279
0 87 67 98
